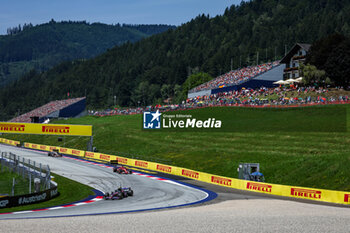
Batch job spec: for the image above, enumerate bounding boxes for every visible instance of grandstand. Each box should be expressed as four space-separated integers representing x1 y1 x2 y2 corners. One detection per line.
10 97 86 123
188 61 285 98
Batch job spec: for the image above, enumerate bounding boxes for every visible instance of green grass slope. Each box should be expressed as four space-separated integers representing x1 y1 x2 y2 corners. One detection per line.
3 105 350 191
0 173 94 213
0 170 30 196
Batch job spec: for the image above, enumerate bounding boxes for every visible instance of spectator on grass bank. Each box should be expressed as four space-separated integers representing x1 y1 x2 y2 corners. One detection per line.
89 86 349 117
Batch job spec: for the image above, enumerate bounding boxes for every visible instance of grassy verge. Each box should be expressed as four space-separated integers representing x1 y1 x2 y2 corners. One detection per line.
3 104 350 191
0 173 94 213
0 170 30 196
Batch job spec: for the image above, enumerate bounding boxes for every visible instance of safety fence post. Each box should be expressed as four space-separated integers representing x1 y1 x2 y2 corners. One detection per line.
29 172 31 194
11 177 15 196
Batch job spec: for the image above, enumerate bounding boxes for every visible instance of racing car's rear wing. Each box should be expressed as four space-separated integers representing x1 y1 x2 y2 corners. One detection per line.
110 160 119 165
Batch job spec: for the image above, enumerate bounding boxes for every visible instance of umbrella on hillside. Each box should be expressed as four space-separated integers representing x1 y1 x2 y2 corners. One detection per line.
295 77 303 82
273 80 282 84
285 78 297 83
273 80 289 85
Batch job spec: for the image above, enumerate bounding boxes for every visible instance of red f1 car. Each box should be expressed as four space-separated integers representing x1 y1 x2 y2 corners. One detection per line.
113 166 133 174
104 187 134 200
110 160 133 174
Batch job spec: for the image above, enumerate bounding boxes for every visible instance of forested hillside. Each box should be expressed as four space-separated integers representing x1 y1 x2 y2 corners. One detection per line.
1 0 350 121
0 21 174 86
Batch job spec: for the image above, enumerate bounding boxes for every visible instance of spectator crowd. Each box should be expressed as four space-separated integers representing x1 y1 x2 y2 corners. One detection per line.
186 86 349 107
189 61 279 93
90 86 349 117
10 97 85 123
10 87 349 121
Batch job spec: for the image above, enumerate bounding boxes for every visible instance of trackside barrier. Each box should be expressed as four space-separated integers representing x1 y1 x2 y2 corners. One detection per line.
23 142 85 157
127 158 350 205
0 185 58 209
80 151 119 161
2 139 349 206
0 138 20 147
83 153 350 206
0 150 59 209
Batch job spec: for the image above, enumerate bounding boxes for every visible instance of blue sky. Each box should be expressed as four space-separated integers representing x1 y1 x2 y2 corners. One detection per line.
0 0 242 35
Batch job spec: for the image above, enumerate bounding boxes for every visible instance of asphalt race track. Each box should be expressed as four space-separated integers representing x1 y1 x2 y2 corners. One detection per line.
1 144 350 232
0 144 213 219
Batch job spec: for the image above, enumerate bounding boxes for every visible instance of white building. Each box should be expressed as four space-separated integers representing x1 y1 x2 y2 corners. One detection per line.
280 43 311 79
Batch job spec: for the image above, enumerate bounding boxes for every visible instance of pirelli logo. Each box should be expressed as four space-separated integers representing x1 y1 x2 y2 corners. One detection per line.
32 144 38 149
211 176 232 186
135 161 148 168
99 154 110 161
85 152 95 158
182 169 199 179
291 188 321 199
60 148 67 153
116 157 128 164
40 145 46 150
0 122 91 136
344 194 350 203
42 126 70 134
0 124 25 132
49 147 57 151
24 143 29 147
246 182 272 193
72 150 80 156
156 164 172 173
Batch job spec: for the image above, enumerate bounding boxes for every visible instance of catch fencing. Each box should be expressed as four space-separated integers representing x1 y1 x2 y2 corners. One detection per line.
0 151 52 197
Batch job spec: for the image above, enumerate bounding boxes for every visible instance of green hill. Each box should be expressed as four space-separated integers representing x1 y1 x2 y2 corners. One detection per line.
1 0 350 120
3 105 350 191
0 21 175 86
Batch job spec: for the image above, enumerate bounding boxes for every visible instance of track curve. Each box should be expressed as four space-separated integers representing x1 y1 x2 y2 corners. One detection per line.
0 144 215 219
1 145 350 232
